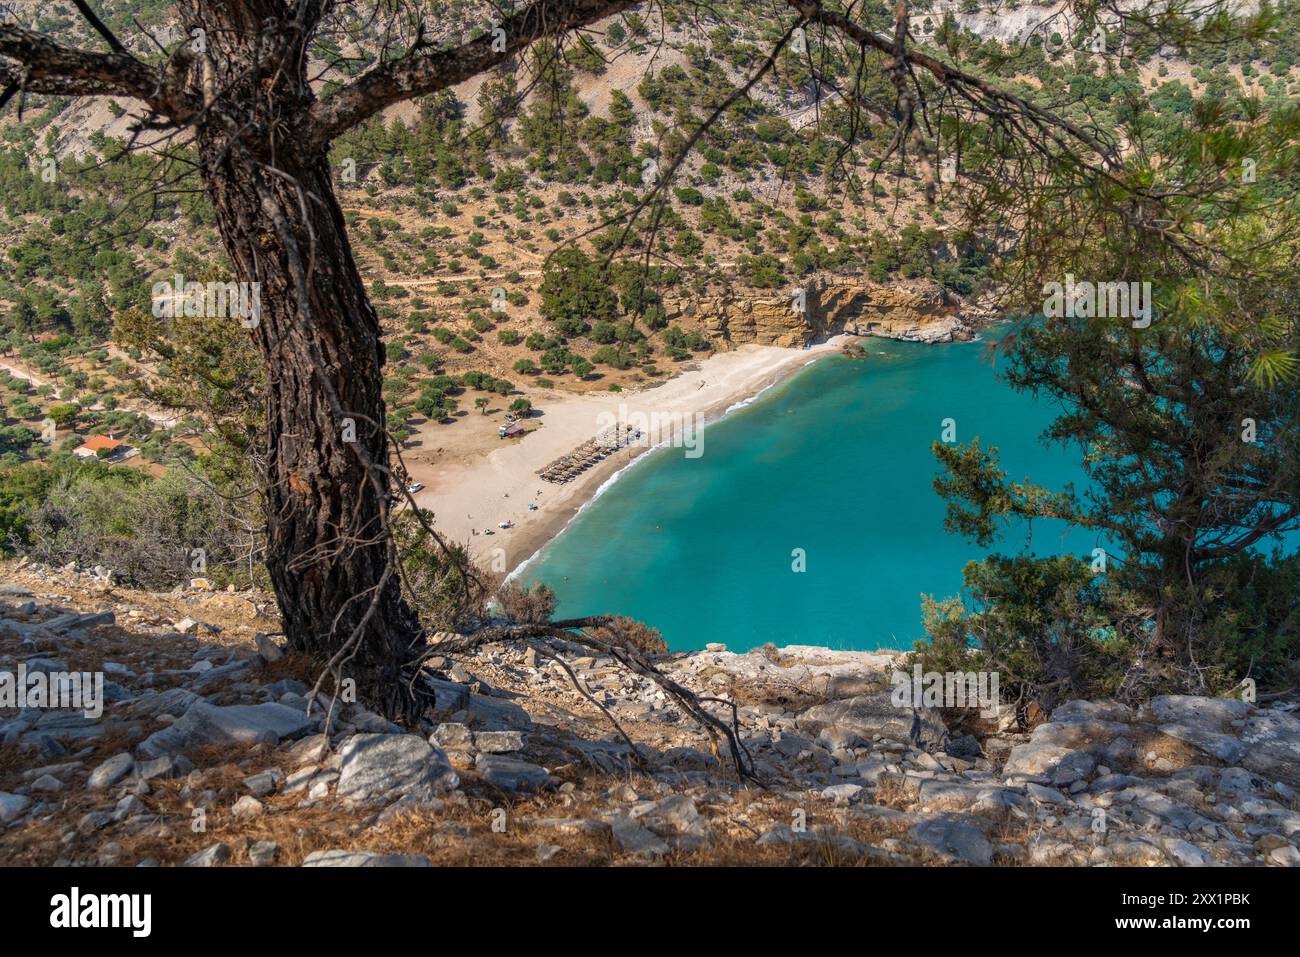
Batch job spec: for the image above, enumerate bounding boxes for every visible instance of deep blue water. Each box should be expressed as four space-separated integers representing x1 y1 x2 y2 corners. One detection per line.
524 334 1106 652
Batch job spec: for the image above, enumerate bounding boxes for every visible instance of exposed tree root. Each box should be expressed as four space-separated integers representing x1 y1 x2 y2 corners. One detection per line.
420 618 760 784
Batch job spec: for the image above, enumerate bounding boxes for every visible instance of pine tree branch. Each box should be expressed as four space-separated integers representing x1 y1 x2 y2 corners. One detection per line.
0 22 194 119
297 0 636 152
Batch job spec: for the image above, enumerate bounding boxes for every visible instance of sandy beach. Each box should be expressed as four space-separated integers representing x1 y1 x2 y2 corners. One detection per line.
404 337 851 576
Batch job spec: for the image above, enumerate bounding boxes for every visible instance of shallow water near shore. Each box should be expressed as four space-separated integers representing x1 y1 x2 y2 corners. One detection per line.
526 333 1101 652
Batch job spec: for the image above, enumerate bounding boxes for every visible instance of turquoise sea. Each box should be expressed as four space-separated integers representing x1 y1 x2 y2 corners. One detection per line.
524 333 1103 652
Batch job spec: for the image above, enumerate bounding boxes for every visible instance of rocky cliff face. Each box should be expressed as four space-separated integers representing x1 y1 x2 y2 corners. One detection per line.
666 278 986 348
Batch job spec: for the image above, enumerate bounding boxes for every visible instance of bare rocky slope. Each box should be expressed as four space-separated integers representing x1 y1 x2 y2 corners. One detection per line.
1 560 1298 867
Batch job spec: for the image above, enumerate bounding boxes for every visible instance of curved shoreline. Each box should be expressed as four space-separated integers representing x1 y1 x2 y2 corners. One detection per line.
506 343 837 582
404 336 854 578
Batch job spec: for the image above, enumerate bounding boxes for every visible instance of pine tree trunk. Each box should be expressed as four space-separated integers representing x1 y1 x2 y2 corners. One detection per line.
190 1 427 720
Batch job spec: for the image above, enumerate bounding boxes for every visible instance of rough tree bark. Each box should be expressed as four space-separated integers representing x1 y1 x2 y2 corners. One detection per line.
207 156 425 716
181 1 425 718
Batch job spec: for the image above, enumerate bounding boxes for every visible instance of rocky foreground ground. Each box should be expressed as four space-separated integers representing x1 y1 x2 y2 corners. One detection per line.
1 560 1298 867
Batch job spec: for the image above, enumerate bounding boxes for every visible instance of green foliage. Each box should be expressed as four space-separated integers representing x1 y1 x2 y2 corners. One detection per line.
392 511 475 631
0 460 53 554
912 555 1140 712
539 248 618 327
46 403 78 427
17 460 253 587
929 310 1300 701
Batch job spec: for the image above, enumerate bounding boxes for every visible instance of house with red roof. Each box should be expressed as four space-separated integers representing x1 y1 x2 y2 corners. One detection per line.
72 435 129 461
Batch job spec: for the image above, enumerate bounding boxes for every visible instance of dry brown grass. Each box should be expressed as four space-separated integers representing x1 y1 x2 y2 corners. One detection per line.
871 773 918 809
1122 729 1217 775
692 667 832 714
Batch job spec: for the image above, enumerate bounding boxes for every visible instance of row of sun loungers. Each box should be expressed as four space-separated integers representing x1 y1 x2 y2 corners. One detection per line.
537 425 643 484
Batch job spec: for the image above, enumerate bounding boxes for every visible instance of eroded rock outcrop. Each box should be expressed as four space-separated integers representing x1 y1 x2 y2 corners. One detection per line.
666 278 988 348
